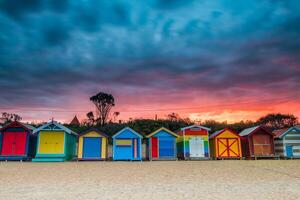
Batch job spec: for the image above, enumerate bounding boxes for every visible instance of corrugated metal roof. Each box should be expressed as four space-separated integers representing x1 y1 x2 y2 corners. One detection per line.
209 129 225 139
239 125 260 136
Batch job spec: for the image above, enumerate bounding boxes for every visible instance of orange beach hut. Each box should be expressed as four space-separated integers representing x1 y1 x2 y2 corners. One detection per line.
209 128 242 159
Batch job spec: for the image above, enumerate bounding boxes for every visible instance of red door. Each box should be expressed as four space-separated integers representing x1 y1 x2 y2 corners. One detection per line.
14 133 27 155
151 137 158 158
1 132 27 156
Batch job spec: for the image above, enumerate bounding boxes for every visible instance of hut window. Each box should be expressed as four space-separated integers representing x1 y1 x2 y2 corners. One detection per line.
116 139 132 146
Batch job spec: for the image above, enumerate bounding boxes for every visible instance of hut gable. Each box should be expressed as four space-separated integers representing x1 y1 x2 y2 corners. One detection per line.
112 127 142 139
210 128 240 139
0 121 35 133
79 128 108 138
33 121 78 136
146 127 179 138
274 127 300 139
239 126 273 137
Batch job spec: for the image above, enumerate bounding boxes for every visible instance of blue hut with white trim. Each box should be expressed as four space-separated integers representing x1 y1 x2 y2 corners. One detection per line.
112 127 142 161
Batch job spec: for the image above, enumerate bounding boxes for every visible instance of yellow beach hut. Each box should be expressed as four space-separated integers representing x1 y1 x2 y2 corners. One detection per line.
32 121 78 162
78 128 108 160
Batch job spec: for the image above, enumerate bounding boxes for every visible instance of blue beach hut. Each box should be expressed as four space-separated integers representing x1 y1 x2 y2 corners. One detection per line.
112 127 142 161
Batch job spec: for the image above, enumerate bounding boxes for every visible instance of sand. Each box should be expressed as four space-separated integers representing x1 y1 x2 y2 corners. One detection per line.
1 160 300 200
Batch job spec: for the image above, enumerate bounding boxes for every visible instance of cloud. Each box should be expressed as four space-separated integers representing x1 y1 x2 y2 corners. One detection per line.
0 0 300 121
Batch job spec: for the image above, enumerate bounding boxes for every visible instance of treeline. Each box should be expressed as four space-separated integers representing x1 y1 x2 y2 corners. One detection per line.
0 112 298 138
64 113 298 138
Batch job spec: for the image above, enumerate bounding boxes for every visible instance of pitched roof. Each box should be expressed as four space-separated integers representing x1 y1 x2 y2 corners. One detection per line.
273 128 289 138
112 127 143 138
70 116 80 126
209 129 224 139
295 125 300 130
180 125 211 131
146 127 179 138
0 121 36 132
33 121 78 136
239 125 273 137
273 127 300 139
239 125 260 136
79 128 108 138
210 128 240 139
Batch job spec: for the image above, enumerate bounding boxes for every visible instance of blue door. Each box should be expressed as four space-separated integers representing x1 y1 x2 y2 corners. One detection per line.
83 138 102 158
159 137 175 157
286 145 293 157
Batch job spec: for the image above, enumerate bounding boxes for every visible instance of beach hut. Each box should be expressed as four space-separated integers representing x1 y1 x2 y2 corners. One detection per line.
32 121 78 162
78 128 108 160
273 126 300 158
146 127 179 160
177 125 211 159
112 127 142 161
209 128 242 159
239 125 275 159
0 121 36 161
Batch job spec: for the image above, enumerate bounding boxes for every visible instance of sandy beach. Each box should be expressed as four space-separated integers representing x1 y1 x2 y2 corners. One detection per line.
1 160 300 200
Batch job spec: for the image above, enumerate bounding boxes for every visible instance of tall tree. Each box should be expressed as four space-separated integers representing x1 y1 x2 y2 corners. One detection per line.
89 92 115 126
0 112 22 125
257 113 298 130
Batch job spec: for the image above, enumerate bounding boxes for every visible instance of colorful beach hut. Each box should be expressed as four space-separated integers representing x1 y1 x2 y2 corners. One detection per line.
112 127 142 161
32 121 78 162
209 128 242 159
177 125 211 159
146 127 179 160
78 128 108 160
239 125 275 159
0 121 36 161
273 126 300 158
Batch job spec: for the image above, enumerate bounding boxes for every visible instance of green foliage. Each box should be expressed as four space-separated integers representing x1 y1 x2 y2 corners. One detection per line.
88 92 115 127
0 112 22 125
257 113 298 131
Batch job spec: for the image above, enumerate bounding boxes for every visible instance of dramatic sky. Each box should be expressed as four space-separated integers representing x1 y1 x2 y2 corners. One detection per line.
0 0 300 123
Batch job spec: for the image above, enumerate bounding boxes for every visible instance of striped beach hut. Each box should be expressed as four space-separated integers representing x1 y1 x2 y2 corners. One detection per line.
78 128 108 160
273 126 300 158
177 125 211 159
32 121 78 162
0 121 36 161
240 125 275 159
146 127 179 160
112 127 142 161
209 128 242 159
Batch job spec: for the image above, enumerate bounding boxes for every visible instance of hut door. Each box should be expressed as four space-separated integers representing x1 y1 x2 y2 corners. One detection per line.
286 145 293 157
1 132 27 156
151 137 158 158
190 137 204 157
83 138 102 158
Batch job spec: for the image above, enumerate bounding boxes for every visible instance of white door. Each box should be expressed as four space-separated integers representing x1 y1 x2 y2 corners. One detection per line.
189 137 205 158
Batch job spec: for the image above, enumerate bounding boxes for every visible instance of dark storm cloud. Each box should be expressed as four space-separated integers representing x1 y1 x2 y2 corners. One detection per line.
0 0 300 108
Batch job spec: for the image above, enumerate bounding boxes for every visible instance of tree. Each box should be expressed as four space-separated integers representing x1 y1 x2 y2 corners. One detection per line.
257 113 298 130
0 112 22 125
167 113 180 122
113 112 120 122
89 92 115 126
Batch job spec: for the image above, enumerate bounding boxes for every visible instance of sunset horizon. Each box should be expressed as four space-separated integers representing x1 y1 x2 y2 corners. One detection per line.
1 1 299 124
